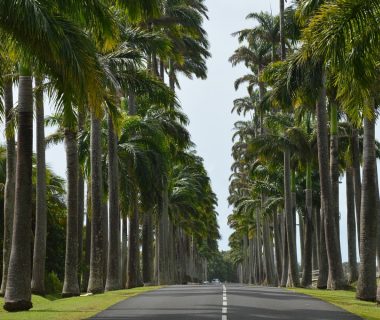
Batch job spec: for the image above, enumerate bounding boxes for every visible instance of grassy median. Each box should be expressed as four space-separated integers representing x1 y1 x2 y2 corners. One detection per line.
289 287 379 320
0 286 160 320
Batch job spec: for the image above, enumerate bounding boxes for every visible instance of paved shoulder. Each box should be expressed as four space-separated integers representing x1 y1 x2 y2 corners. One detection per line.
91 285 221 319
226 285 362 320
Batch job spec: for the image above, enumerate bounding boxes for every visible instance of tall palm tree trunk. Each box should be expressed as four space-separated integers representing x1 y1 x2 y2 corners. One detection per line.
87 112 104 294
121 217 128 288
315 76 345 290
280 215 289 287
284 149 299 287
82 183 91 291
317 204 328 289
105 114 121 291
4 72 33 312
158 188 170 284
255 208 263 284
102 202 108 286
142 212 153 284
0 78 15 297
302 164 313 287
356 111 377 301
352 130 362 247
346 167 358 283
77 111 85 288
126 93 140 289
127 205 139 289
312 208 319 271
62 127 80 297
329 103 343 271
273 211 282 283
31 76 47 295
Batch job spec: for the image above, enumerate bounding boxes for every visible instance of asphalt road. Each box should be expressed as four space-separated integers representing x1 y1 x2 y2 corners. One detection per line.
91 284 362 320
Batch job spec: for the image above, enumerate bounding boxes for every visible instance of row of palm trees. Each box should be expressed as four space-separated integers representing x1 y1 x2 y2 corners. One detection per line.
228 0 380 303
0 0 219 312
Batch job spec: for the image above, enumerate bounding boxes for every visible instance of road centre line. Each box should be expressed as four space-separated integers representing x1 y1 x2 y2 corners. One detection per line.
222 285 227 320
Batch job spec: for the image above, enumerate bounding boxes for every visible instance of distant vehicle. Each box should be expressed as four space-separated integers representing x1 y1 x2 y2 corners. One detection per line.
211 278 221 284
202 281 210 285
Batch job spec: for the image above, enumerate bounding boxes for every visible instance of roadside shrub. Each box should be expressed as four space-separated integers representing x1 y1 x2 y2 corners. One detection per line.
45 272 63 294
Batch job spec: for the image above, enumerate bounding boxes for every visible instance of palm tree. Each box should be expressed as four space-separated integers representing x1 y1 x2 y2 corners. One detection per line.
62 105 80 297
4 66 34 312
3 0 113 310
300 0 380 295
0 75 16 297
31 75 47 295
105 110 121 291
356 110 377 301
87 111 104 294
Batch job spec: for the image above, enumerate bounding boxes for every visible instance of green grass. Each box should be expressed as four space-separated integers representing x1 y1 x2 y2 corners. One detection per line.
0 286 160 320
288 287 379 320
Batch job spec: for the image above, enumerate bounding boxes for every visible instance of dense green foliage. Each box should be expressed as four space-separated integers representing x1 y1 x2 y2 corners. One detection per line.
207 251 238 283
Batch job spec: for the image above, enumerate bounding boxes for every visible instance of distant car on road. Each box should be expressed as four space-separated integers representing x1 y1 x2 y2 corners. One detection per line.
202 280 210 285
211 278 221 285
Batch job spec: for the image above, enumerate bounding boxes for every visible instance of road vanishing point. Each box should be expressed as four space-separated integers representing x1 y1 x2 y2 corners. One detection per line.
91 284 361 320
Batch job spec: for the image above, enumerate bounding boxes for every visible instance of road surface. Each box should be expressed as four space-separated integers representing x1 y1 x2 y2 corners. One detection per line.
91 284 361 320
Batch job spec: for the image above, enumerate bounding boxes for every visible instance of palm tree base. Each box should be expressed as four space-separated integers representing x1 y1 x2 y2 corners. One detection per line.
356 295 376 302
105 284 122 292
31 289 45 296
87 288 104 295
3 300 33 312
61 292 80 298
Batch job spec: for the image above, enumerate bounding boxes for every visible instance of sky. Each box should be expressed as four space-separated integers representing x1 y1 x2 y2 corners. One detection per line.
175 0 280 251
37 0 362 262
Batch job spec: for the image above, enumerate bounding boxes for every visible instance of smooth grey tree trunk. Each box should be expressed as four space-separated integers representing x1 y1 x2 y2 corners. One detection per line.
280 215 289 287
105 114 121 291
317 204 328 289
0 78 15 297
346 167 358 283
352 130 362 248
62 128 80 297
82 184 91 291
31 76 47 295
142 212 153 284
284 150 299 287
301 190 313 287
102 202 108 286
263 218 276 285
121 217 128 288
126 93 140 289
298 212 304 271
87 113 104 294
329 111 341 246
4 74 33 311
158 188 170 284
312 208 319 271
356 113 377 301
77 111 85 288
255 208 263 284
315 78 345 290
273 211 282 284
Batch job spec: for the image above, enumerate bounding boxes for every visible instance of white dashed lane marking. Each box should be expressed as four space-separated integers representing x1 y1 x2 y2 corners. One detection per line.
222 285 227 320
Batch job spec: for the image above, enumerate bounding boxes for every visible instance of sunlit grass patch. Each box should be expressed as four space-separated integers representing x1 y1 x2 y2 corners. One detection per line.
0 286 160 320
289 287 379 320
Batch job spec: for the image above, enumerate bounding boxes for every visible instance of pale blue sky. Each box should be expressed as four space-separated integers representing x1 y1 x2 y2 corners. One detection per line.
40 0 362 262
176 0 280 251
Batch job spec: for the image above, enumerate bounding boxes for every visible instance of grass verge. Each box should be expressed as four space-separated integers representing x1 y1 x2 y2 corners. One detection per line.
288 288 379 320
0 286 160 320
